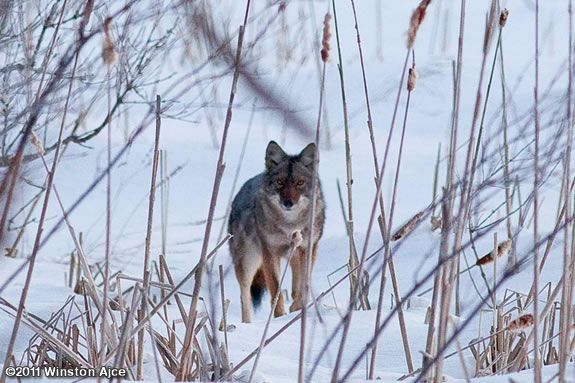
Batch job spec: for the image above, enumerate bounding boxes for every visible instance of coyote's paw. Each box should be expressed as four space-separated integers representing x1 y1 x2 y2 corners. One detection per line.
289 300 303 312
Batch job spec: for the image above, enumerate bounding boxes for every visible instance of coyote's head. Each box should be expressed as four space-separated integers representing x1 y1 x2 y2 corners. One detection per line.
263 140 318 212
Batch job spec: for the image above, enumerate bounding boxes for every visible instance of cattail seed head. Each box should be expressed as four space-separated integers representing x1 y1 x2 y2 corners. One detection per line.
430 216 442 231
499 9 509 28
407 66 418 92
407 0 432 49
320 13 331 62
102 17 116 66
392 211 424 241
507 313 534 332
476 238 512 266
31 132 44 155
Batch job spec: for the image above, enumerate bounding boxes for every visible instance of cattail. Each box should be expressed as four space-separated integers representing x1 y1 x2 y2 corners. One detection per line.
476 238 512 266
430 216 442 231
407 66 418 92
102 17 116 66
31 132 44 155
499 9 509 28
407 0 432 49
320 13 331 62
392 211 424 241
507 313 534 332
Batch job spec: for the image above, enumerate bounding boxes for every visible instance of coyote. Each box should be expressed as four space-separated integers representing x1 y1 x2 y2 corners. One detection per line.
228 141 325 323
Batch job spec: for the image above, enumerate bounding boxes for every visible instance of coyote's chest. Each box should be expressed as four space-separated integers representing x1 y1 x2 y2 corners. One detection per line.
256 198 315 251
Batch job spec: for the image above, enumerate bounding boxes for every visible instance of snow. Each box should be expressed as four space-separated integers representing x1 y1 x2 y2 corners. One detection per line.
1 0 574 382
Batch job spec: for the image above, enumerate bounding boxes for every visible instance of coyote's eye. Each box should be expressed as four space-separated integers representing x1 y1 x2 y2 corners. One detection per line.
276 179 284 186
297 179 305 186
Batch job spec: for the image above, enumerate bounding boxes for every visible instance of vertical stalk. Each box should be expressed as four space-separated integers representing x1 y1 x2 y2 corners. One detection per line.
137 95 162 379
331 0 362 309
558 0 573 380
533 1 542 382
299 11 328 381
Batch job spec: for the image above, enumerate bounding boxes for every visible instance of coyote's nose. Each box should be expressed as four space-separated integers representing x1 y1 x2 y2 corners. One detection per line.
282 200 294 209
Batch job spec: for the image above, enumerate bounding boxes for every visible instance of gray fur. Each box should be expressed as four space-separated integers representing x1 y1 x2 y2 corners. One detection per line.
228 141 325 322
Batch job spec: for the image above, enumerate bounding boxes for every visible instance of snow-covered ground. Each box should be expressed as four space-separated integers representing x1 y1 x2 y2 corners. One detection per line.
1 0 574 381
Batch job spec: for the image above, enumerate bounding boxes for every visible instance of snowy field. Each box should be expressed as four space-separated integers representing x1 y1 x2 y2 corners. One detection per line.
0 0 574 382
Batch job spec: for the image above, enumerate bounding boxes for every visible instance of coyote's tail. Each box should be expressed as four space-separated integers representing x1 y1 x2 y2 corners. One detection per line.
250 268 266 309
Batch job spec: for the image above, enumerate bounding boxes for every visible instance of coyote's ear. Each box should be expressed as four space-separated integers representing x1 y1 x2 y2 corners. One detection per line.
298 143 317 170
265 141 287 169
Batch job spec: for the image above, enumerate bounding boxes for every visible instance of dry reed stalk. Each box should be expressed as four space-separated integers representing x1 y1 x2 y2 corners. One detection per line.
558 2 574 380
431 143 441 226
137 94 162 380
299 12 329 383
113 283 141 370
160 150 169 255
99 25 115 370
218 265 228 354
332 0 363 310
499 9 515 271
117 274 193 298
177 1 252 379
159 255 189 321
532 1 542 381
6 191 43 258
143 298 163 383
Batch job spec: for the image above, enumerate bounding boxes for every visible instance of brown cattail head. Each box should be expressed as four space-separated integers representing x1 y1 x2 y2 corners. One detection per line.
499 9 509 28
407 0 432 49
476 238 512 266
31 132 44 155
102 17 116 66
407 66 418 92
507 313 534 332
392 211 424 241
320 13 331 62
